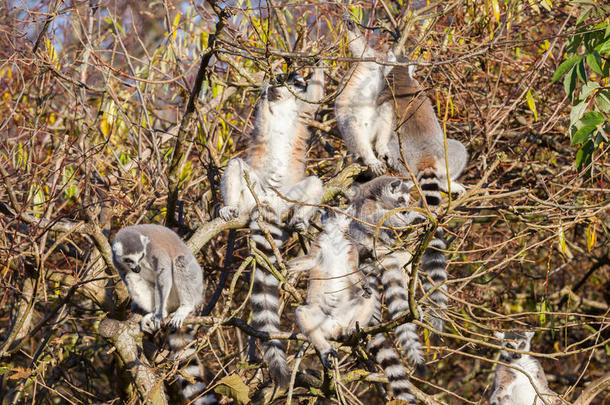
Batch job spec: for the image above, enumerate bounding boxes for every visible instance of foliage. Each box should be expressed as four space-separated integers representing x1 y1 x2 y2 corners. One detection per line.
0 0 608 404
552 2 610 172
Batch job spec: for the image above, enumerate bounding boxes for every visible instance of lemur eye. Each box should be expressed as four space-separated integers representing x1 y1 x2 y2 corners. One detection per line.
124 258 134 265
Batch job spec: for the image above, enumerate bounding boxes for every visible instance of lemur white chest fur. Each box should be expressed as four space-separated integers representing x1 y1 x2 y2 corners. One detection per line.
219 70 325 388
219 69 324 230
290 211 374 368
248 97 301 187
491 331 563 405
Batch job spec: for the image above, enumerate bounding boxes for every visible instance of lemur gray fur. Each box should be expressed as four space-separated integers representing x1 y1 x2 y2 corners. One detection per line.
491 331 565 405
348 176 426 375
338 17 468 335
218 69 325 387
289 209 416 403
111 224 215 405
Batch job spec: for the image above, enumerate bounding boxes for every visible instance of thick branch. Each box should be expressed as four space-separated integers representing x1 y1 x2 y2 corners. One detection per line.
98 317 168 405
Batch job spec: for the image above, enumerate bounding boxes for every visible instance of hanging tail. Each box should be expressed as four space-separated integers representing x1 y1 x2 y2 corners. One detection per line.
379 254 425 374
417 167 449 335
168 331 218 405
363 264 416 403
421 229 448 333
249 219 291 387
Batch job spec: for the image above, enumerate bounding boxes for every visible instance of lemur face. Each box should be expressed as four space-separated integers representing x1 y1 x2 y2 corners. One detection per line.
112 233 149 274
267 72 307 101
495 331 534 363
381 179 413 208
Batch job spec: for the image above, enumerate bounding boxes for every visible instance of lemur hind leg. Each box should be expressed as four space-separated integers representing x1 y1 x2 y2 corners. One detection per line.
283 176 323 231
296 305 341 368
219 158 257 221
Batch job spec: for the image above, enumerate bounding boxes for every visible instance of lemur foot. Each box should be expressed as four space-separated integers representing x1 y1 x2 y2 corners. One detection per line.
141 313 162 334
289 217 309 232
167 307 192 329
378 150 397 170
320 348 338 369
219 206 239 221
367 159 387 176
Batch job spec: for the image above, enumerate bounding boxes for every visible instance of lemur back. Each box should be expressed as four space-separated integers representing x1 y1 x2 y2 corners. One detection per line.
335 17 396 176
219 69 325 387
379 63 468 201
491 331 565 405
348 177 426 373
111 224 215 404
337 18 468 337
290 211 415 403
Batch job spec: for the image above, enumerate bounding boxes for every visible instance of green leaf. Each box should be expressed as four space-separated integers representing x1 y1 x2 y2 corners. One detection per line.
575 140 594 170
581 111 604 126
214 374 250 405
563 67 577 99
595 90 610 112
552 55 582 83
570 101 587 125
579 81 599 100
576 59 587 83
599 40 610 55
585 51 604 75
576 6 592 25
571 125 595 145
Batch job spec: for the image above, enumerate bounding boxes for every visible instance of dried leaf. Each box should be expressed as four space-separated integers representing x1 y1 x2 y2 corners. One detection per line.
214 374 250 405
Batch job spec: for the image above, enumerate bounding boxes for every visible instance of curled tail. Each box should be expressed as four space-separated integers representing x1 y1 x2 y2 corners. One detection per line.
421 229 448 333
249 220 291 387
168 331 218 405
380 258 425 374
363 265 416 403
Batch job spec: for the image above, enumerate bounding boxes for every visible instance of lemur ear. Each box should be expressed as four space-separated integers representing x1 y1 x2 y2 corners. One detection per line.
525 331 535 341
140 234 150 247
112 241 123 257
493 331 505 340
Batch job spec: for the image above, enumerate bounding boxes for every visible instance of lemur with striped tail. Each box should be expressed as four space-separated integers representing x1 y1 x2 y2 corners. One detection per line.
349 176 426 375
491 331 566 405
289 209 417 403
218 69 325 387
337 16 468 336
111 224 217 404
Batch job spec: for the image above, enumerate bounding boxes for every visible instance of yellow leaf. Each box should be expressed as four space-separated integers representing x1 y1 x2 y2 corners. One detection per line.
100 113 110 137
172 13 181 40
558 226 567 254
490 0 500 22
557 226 573 258
526 89 538 122
541 0 552 12
586 224 596 252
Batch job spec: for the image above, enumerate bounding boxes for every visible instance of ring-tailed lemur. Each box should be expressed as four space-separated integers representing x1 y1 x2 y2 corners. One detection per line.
335 16 396 176
289 209 416 403
219 69 325 387
349 176 426 375
338 17 468 335
111 224 216 405
491 331 565 405
290 209 375 367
